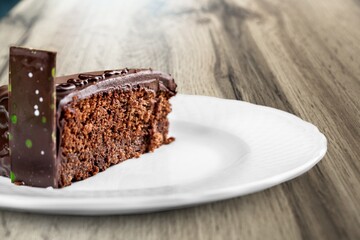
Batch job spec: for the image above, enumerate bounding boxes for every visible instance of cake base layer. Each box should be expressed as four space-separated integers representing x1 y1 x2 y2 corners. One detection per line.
58 88 173 187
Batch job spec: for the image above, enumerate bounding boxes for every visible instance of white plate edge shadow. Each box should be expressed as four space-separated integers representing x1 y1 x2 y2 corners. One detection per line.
0 94 328 215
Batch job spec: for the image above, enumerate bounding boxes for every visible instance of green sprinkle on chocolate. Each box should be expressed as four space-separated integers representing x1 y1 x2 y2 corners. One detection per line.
25 139 33 148
51 68 56 78
41 116 47 124
10 171 16 182
51 132 56 142
8 84 11 92
50 103 54 109
11 114 17 124
8 132 13 141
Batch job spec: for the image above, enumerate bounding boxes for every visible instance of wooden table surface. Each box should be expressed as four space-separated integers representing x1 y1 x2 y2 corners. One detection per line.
0 0 359 239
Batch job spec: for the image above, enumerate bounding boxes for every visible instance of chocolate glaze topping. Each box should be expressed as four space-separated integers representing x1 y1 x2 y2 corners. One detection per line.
54 68 176 112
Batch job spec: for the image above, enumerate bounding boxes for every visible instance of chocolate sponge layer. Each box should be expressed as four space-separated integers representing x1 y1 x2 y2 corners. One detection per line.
58 87 174 187
55 68 176 188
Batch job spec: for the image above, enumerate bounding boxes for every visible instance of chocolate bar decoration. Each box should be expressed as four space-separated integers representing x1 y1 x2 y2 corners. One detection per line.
9 47 57 187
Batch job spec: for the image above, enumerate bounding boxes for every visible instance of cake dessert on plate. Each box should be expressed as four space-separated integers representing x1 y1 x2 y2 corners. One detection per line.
0 47 176 188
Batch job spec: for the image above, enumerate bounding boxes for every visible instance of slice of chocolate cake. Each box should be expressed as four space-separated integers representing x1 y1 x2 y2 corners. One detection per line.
0 47 176 188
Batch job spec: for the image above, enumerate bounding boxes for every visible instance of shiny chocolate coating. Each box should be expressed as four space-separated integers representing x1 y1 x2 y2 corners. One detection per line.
56 83 76 92
67 78 85 86
55 68 176 98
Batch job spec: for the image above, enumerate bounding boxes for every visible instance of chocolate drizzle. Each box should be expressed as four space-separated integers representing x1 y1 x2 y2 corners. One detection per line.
54 68 176 97
56 83 76 92
67 78 86 86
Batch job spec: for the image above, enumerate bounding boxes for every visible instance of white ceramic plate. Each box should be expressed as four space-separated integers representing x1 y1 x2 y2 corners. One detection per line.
0 94 327 215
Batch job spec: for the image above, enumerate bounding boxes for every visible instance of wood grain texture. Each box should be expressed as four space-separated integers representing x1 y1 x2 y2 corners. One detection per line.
0 0 359 239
